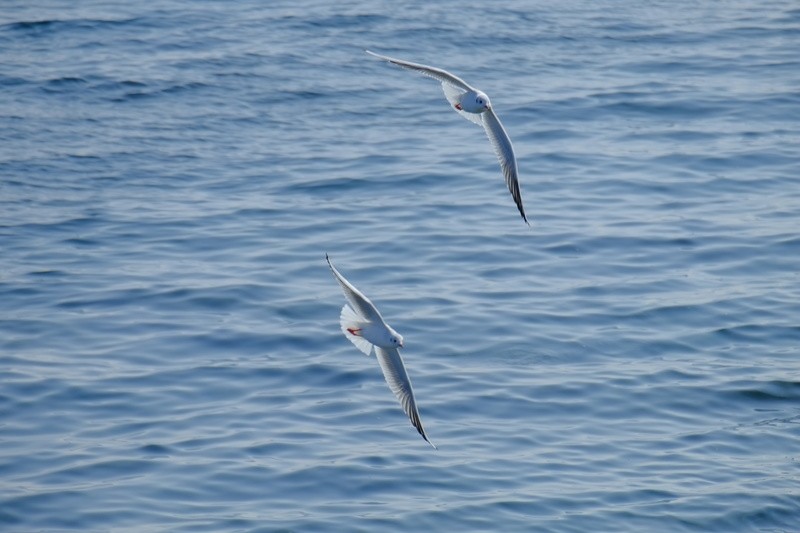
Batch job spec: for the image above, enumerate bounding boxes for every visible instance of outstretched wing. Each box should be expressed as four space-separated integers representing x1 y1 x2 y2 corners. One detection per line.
482 108 528 224
326 254 383 323
366 50 475 92
375 346 436 449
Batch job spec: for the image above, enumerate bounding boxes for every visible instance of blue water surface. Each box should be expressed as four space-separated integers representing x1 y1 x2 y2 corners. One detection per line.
2 1 799 531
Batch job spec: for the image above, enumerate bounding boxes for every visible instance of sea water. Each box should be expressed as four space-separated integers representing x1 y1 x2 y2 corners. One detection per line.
1 1 799 531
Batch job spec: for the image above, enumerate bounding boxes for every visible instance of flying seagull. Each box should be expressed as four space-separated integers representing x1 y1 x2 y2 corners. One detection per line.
366 49 528 225
326 254 436 448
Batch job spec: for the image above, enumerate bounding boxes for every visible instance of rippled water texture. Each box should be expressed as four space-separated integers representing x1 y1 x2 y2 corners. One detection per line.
2 1 799 531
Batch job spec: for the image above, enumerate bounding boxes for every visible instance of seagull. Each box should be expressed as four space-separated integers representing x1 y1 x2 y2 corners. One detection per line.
366 49 528 225
326 254 436 449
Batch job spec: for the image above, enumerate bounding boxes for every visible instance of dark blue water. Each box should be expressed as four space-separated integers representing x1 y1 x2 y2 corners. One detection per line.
2 1 799 531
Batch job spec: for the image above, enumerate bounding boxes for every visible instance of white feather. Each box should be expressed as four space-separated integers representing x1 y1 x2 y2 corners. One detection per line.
482 109 527 223
376 346 436 449
442 83 483 126
365 50 474 91
327 255 383 323
339 304 373 356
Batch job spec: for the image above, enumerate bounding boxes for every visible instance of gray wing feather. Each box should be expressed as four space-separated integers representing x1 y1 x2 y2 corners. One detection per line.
375 346 436 448
366 50 475 92
326 255 383 323
482 108 528 224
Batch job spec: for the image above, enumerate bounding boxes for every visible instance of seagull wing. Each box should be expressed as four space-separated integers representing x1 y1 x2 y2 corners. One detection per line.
366 50 475 92
482 108 528 224
326 254 383 323
375 346 436 448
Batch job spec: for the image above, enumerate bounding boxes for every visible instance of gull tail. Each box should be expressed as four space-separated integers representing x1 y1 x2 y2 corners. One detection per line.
340 304 374 356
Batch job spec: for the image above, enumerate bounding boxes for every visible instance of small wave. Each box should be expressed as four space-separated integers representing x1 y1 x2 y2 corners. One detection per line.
108 81 211 102
47 76 87 86
3 20 57 31
3 17 140 33
726 380 800 402
301 13 388 30
0 75 28 87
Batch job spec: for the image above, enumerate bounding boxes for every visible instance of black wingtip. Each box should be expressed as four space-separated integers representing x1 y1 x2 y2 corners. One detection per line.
417 426 437 449
518 206 530 226
424 435 438 450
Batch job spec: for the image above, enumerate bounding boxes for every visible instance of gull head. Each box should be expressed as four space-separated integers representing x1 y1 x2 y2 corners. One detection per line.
392 332 404 349
462 91 491 113
385 327 404 349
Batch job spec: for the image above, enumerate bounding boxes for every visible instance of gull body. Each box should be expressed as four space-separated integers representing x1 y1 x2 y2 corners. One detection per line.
326 254 435 449
366 49 528 225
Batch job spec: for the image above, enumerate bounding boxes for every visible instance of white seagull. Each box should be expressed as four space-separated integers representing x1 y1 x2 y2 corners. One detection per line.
326 254 436 449
366 49 528 225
